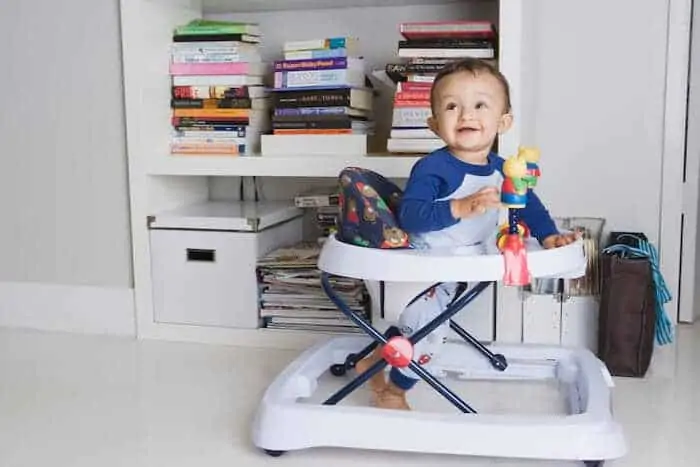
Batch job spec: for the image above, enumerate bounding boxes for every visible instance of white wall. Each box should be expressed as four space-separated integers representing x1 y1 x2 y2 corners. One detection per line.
684 0 700 321
521 0 670 244
0 0 133 288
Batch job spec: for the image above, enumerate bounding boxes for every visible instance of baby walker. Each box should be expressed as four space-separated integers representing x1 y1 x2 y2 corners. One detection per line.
251 149 626 466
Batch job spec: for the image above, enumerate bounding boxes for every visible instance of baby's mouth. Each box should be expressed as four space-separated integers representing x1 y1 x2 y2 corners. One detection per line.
457 125 480 133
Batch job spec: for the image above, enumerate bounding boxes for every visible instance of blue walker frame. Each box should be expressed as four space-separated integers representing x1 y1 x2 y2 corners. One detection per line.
320 276 508 413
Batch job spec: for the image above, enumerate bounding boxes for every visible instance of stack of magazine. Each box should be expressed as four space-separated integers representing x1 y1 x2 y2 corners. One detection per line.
257 242 369 333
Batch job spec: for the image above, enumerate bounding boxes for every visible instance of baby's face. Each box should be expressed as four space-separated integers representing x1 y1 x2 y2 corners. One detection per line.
429 71 511 162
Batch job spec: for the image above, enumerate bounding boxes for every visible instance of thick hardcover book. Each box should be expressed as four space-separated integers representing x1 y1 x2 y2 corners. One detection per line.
399 21 496 40
169 62 266 76
274 106 369 119
171 98 252 109
172 33 260 43
283 37 357 52
273 57 363 72
270 87 372 110
273 68 365 89
272 113 367 123
172 85 264 99
398 38 494 49
272 118 361 130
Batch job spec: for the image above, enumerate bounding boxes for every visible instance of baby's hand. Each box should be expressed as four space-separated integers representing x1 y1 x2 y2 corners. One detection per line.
450 186 501 219
542 232 580 249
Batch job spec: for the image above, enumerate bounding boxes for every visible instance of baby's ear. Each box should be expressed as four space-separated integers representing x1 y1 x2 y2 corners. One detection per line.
427 115 439 135
499 112 514 134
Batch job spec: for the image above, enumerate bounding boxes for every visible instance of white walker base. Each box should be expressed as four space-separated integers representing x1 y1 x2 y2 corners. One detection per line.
251 336 626 465
251 235 626 465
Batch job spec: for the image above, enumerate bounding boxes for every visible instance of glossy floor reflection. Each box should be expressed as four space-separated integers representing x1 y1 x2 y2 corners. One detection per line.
0 324 697 467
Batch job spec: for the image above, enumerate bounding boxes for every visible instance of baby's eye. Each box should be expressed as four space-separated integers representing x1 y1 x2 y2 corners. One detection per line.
445 102 457 111
475 102 488 110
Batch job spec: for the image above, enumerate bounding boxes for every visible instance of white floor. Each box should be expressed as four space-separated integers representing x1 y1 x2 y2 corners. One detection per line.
0 325 698 467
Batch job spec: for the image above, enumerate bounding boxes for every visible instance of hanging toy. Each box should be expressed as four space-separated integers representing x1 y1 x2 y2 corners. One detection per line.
518 146 541 189
499 154 532 286
500 156 529 208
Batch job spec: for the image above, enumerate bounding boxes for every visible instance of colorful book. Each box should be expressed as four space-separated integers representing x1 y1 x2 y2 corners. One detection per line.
273 57 364 72
174 19 260 36
169 61 267 76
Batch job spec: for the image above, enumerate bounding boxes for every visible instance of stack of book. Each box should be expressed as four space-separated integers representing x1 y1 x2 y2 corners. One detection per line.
169 19 270 156
260 37 376 156
257 243 369 334
385 20 497 154
294 188 340 244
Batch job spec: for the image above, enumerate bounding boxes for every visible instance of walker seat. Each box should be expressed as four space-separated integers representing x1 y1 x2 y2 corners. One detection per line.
251 167 626 466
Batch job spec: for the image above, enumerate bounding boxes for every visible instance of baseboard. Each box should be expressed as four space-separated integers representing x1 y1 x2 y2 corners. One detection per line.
0 281 135 336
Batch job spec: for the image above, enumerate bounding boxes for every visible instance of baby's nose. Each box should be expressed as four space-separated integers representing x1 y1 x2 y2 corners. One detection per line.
460 108 476 120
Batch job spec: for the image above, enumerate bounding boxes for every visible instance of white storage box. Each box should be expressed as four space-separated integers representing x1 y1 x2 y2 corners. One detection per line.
149 201 304 329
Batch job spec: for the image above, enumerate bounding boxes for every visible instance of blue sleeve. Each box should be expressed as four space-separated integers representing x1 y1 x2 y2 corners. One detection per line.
398 160 458 234
520 191 559 243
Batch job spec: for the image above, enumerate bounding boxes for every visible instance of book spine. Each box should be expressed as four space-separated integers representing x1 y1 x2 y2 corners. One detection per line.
172 108 250 118
172 33 259 43
173 129 247 139
274 106 350 116
398 39 493 49
386 63 448 74
272 89 351 107
395 90 431 101
273 57 350 72
171 41 255 51
274 69 358 89
172 86 249 99
172 135 249 144
171 53 253 63
397 82 432 92
172 75 260 86
272 119 354 130
273 129 354 135
393 99 430 107
171 98 252 108
174 123 248 132
170 143 245 155
173 117 251 126
169 62 254 75
392 107 431 127
284 48 348 60
284 37 351 51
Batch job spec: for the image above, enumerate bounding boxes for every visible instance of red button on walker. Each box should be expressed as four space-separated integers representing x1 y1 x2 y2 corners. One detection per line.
381 336 414 368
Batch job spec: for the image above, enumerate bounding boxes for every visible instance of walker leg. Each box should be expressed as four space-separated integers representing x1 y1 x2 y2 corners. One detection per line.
321 275 489 412
449 320 508 371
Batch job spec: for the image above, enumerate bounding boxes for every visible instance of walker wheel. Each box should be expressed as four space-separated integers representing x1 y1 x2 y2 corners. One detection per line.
264 449 286 457
329 364 347 377
584 461 603 467
492 354 508 371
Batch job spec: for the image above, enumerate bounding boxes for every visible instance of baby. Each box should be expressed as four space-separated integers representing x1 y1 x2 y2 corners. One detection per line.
355 58 577 410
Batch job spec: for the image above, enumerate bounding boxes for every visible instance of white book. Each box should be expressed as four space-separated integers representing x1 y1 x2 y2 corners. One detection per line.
387 137 445 153
398 47 495 59
274 69 365 89
391 107 432 127
390 128 438 139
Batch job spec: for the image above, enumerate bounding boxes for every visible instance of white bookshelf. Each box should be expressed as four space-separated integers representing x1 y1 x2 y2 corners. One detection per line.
119 0 524 348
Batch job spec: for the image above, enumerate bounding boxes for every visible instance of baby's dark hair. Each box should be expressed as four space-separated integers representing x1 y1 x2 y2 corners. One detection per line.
430 58 512 115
